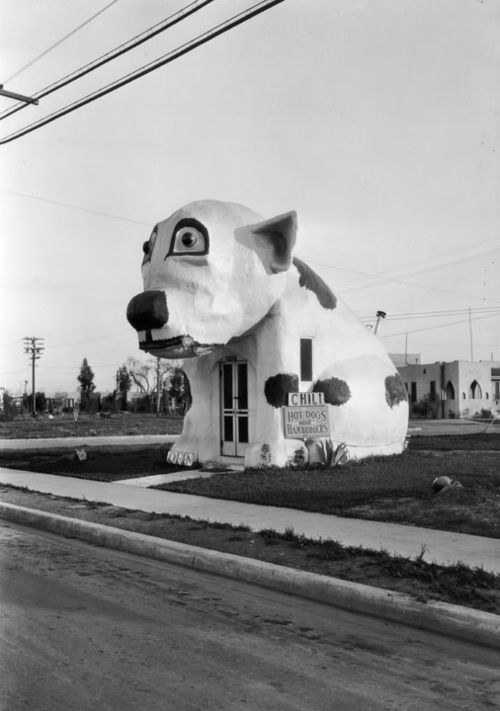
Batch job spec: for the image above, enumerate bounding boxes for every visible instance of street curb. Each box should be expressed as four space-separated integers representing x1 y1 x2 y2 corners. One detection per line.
1 501 499 650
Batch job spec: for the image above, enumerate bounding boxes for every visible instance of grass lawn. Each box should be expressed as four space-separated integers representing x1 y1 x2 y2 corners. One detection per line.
1 433 499 538
157 449 500 539
0 412 183 439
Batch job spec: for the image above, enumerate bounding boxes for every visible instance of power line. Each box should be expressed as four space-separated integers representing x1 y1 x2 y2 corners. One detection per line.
324 261 500 305
2 0 120 85
342 247 500 293
0 187 150 226
380 311 500 340
307 236 500 304
0 0 286 145
308 235 499 283
0 368 28 376
339 239 499 292
0 0 215 122
359 306 500 323
46 329 133 349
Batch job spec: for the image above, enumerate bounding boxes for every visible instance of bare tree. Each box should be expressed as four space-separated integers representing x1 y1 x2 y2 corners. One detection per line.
125 356 182 405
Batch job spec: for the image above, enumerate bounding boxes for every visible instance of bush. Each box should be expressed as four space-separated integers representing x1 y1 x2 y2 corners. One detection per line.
412 394 440 419
474 409 493 420
0 392 19 420
129 395 153 413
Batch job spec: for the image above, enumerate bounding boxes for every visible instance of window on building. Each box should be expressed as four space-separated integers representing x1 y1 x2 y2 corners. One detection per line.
445 381 455 400
430 381 436 399
411 382 417 403
469 380 482 399
300 339 313 382
495 381 500 400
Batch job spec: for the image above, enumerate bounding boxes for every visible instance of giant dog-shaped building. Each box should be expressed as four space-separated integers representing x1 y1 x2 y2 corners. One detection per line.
127 200 408 467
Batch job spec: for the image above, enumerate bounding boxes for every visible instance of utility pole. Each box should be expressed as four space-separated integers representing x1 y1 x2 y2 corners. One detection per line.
23 337 45 415
468 307 474 361
156 357 162 417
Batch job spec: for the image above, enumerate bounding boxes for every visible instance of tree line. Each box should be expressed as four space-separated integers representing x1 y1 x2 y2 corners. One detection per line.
77 356 191 414
0 357 190 418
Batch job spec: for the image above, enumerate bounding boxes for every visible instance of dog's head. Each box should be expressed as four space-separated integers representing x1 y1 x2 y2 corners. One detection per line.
127 200 297 358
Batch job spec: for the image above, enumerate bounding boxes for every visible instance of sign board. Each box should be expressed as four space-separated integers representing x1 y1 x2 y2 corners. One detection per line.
287 392 324 406
282 404 331 439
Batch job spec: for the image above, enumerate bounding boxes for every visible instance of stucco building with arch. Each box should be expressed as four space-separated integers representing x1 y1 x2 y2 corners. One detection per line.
397 360 500 419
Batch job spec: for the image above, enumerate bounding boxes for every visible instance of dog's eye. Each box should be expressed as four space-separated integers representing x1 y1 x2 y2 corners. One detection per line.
166 218 209 259
172 226 205 254
181 231 197 248
142 226 158 265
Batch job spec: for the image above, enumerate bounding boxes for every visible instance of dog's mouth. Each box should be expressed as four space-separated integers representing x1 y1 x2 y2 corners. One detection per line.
139 334 223 358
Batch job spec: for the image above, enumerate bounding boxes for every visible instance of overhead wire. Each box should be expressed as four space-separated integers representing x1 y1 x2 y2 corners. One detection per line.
380 310 500 340
0 0 215 122
338 239 499 292
2 0 120 85
341 248 500 292
308 240 499 289
359 306 500 323
0 0 285 144
0 187 150 226
309 258 500 305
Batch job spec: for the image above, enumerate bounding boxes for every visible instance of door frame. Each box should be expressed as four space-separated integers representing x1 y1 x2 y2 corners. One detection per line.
220 359 249 458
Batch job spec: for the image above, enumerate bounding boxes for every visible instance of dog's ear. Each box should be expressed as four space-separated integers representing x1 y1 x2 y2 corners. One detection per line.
235 211 297 274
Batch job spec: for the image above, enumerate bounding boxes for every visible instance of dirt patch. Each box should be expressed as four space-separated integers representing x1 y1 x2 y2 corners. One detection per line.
1 485 498 614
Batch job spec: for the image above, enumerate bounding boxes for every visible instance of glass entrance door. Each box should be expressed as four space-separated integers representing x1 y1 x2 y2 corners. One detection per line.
220 361 249 457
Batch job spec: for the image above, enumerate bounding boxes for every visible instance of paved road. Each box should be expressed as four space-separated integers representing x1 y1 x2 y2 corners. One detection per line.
1 522 499 711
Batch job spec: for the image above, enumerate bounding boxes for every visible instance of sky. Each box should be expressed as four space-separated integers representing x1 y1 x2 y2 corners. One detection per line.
1 0 499 395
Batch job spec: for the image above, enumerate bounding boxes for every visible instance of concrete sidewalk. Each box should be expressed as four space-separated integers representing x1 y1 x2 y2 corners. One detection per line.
0 466 498 574
0 434 178 450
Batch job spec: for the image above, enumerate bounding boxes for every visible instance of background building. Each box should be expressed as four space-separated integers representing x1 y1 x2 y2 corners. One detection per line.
397 360 500 419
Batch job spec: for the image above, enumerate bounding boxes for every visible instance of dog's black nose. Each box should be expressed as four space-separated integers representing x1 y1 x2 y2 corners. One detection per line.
126 290 168 331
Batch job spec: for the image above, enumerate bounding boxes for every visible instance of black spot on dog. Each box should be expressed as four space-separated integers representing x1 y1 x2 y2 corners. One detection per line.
385 374 408 408
264 373 299 408
293 257 337 310
313 378 351 406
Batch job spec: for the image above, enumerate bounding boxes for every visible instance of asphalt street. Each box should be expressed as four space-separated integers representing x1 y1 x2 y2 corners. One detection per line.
1 521 499 711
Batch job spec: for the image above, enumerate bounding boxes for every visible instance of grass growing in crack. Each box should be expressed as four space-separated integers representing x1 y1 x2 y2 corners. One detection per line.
254 527 498 607
1 484 499 612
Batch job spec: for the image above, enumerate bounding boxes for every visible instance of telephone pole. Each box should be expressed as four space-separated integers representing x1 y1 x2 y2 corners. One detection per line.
23 337 45 415
156 357 162 416
468 307 474 361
